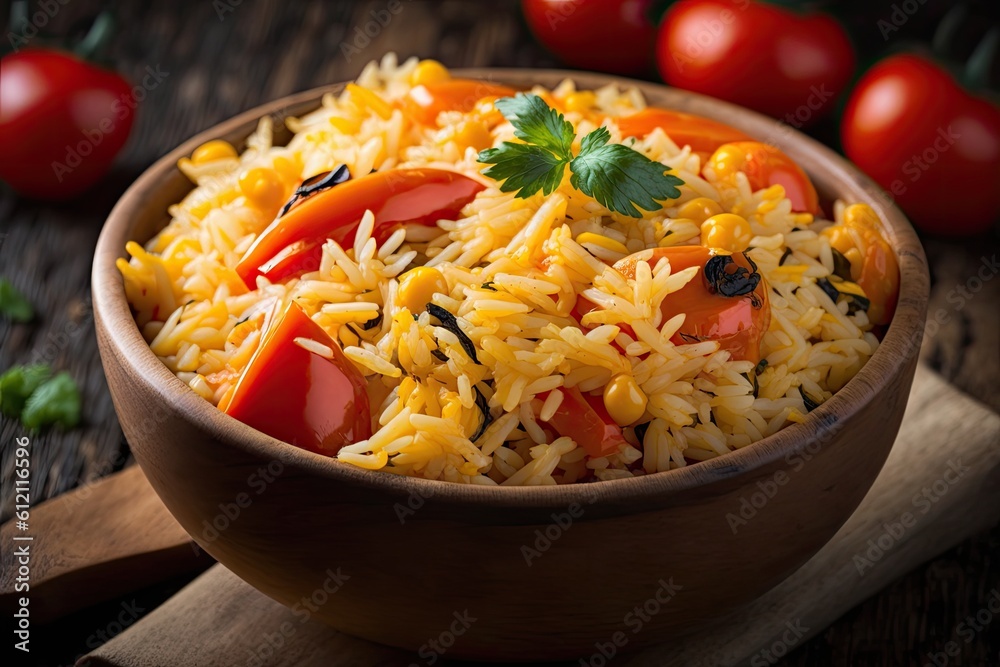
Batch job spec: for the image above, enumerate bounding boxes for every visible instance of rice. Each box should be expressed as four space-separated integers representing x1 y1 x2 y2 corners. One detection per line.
118 53 895 485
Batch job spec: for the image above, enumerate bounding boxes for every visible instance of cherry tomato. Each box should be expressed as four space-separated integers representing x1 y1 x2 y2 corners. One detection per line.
841 54 1000 236
522 0 658 76
401 79 517 126
221 302 371 456
0 49 134 199
706 141 821 214
614 246 771 363
236 168 485 287
821 204 899 325
616 106 751 158
538 387 628 458
656 0 854 125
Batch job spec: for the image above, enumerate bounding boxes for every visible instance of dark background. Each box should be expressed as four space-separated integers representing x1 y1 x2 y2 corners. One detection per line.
1 1 998 665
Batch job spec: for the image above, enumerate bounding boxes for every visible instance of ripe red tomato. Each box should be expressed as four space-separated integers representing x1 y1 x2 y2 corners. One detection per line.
841 54 1000 236
656 0 854 126
522 0 657 76
0 49 134 200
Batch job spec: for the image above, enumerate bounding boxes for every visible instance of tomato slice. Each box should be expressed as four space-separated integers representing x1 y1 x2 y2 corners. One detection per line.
236 168 484 287
616 107 751 157
220 302 371 455
706 141 820 215
401 79 517 126
614 246 771 363
538 387 628 458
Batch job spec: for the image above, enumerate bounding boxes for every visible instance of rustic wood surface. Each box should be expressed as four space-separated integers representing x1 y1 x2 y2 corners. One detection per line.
78 364 1000 667
0 1 997 665
0 465 209 623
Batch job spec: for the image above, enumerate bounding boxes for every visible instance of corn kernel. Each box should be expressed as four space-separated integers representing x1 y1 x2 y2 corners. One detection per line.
677 197 724 223
701 213 753 252
564 91 596 113
272 155 300 183
191 139 237 165
347 83 393 120
576 232 629 255
603 375 648 426
706 143 746 179
397 267 448 313
843 203 881 230
410 59 451 86
238 167 285 211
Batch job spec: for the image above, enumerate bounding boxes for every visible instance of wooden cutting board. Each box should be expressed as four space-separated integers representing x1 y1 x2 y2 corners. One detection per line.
76 363 1000 666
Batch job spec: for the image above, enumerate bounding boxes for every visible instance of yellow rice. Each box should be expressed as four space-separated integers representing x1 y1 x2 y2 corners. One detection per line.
119 53 884 486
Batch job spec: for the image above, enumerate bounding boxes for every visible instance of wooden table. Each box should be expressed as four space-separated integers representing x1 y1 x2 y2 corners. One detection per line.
1 1 997 665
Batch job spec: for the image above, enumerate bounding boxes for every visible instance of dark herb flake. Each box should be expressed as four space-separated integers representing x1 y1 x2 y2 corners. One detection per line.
799 387 821 412
427 303 481 365
831 247 853 281
279 165 351 217
362 311 383 331
816 278 841 304
633 421 651 444
470 384 494 442
704 254 761 299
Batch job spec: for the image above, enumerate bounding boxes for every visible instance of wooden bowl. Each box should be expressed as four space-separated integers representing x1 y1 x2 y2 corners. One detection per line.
93 70 928 661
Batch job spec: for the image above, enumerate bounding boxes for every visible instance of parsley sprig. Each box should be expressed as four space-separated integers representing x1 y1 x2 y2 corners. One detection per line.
478 93 685 217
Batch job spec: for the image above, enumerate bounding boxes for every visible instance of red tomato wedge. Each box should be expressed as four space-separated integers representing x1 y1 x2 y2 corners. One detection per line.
236 168 485 288
615 107 751 157
538 387 628 458
402 79 517 126
614 246 770 363
706 141 821 215
220 302 370 456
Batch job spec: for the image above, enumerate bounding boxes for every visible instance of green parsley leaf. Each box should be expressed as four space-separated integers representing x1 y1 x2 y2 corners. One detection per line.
480 142 568 198
0 364 52 417
495 93 574 156
478 93 685 217
0 279 34 322
570 126 685 218
22 372 81 430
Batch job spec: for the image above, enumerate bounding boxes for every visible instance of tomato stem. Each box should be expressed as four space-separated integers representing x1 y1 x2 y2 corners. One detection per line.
74 10 116 62
931 3 969 62
964 26 999 92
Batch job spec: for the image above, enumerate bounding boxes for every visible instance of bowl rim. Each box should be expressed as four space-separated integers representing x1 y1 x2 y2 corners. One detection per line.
93 67 929 509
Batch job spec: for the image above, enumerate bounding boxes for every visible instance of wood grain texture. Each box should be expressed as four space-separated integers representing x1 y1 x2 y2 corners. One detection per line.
0 465 207 623
78 365 1000 666
0 1 996 665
